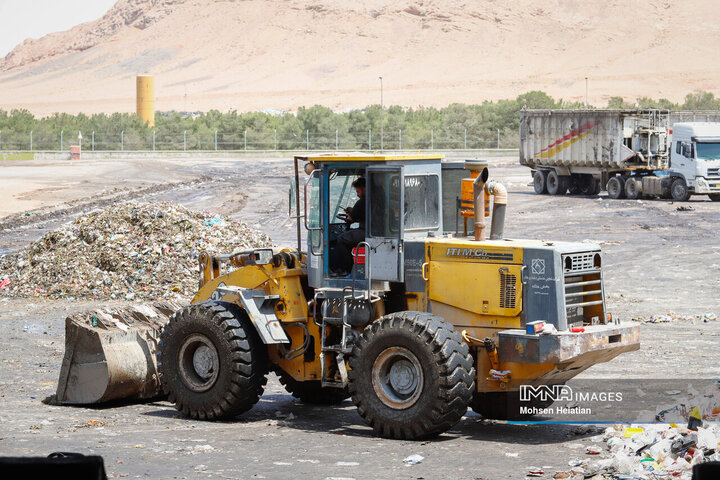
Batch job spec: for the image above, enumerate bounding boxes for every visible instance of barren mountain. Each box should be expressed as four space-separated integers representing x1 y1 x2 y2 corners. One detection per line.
1 0 719 115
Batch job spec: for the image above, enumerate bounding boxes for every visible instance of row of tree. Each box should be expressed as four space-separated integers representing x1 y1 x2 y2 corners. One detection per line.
1 90 719 151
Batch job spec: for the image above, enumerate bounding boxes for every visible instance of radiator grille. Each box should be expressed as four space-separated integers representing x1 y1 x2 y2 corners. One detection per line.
707 168 720 180
500 272 517 309
563 252 598 273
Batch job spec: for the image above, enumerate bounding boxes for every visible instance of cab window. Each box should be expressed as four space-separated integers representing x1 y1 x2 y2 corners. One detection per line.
369 171 401 237
404 175 440 231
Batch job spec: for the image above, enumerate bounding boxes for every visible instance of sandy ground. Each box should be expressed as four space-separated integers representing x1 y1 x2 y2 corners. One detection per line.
0 154 719 478
2 0 720 114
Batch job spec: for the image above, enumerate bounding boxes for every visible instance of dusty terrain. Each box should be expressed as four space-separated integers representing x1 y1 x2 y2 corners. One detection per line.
0 154 719 478
2 0 720 114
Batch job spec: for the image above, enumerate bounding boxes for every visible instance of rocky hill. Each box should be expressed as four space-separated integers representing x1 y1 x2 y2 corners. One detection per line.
1 0 719 114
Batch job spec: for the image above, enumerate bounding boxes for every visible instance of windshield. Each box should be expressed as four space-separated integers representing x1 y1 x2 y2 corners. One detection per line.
328 168 361 225
695 142 720 160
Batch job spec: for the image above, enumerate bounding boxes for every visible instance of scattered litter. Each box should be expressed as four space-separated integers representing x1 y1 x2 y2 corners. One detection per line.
552 473 570 479
586 445 602 454
505 452 519 457
526 467 544 476
191 444 215 454
335 461 360 466
676 205 694 212
631 312 717 324
402 454 424 466
567 423 720 480
297 459 320 464
0 201 273 301
194 465 208 472
623 427 644 437
273 462 292 466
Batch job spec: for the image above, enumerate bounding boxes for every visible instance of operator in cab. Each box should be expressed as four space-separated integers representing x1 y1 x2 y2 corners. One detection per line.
331 177 366 276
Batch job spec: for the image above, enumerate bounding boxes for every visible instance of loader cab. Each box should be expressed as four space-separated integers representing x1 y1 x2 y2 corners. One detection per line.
296 154 444 290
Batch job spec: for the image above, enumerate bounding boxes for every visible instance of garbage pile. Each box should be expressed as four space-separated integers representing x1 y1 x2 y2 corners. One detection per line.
632 312 717 324
563 423 720 479
0 201 273 302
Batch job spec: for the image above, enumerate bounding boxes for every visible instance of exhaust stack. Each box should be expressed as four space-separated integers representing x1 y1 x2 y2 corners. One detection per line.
485 180 507 240
461 160 507 241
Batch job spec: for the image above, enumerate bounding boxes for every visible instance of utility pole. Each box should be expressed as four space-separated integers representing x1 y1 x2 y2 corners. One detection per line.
379 76 384 151
585 76 589 108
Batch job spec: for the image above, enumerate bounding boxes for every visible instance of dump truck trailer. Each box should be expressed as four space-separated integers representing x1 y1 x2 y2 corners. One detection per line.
520 109 720 201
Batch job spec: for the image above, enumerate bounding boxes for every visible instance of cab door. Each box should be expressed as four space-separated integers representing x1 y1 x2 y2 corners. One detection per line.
366 167 404 282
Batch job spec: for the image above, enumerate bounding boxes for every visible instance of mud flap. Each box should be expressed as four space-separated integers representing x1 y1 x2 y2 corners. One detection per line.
55 303 178 405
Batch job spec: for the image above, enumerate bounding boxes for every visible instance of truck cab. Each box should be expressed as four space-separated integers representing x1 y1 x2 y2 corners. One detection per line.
670 122 720 199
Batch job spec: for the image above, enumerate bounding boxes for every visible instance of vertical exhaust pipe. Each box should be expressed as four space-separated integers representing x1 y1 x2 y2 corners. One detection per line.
465 160 489 241
485 180 507 240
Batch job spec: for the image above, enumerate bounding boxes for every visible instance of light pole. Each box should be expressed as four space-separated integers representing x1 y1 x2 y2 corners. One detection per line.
585 76 588 108
379 76 384 151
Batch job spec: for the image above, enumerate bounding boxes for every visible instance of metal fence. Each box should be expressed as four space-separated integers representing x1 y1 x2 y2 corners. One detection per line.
0 128 516 151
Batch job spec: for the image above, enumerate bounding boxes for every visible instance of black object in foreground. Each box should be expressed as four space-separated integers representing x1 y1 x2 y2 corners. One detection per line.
0 452 107 479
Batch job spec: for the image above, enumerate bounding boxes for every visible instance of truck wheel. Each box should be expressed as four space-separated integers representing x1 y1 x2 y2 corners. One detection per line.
625 178 641 199
533 170 548 194
607 176 626 199
710 194 720 202
568 175 581 195
277 370 349 405
158 302 267 420
547 171 568 195
578 175 596 195
471 389 558 420
348 311 475 440
671 178 691 201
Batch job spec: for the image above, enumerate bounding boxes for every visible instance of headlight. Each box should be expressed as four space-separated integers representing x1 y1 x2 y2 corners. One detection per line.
697 177 709 190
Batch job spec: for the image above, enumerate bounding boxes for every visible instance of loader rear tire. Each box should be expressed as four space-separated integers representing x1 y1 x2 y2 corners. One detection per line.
348 311 475 440
158 301 267 420
471 389 557 420
277 371 349 405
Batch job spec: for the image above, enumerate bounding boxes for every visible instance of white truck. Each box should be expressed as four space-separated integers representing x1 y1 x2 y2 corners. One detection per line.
519 109 720 201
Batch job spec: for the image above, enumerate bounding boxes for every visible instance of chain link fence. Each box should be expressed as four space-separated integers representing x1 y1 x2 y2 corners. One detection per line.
0 128 517 151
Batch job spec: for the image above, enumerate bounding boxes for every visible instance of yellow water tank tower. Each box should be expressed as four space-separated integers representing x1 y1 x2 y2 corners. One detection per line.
136 75 155 128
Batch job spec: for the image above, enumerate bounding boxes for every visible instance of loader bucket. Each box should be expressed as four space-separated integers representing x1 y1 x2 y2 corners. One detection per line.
55 302 178 405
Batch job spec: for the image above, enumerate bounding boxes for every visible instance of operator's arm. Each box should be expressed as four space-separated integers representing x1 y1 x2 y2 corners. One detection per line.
345 198 365 224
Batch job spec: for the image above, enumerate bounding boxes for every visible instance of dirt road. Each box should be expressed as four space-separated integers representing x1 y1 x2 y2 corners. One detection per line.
1 154 718 479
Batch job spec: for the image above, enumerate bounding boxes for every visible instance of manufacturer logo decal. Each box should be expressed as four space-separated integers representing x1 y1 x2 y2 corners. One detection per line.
531 258 545 275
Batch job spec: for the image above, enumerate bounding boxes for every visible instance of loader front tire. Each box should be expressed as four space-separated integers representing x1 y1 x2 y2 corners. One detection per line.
277 370 349 405
348 312 475 440
158 301 267 420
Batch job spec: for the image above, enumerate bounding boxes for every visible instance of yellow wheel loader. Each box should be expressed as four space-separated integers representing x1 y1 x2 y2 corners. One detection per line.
56 153 639 440
152 154 639 439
